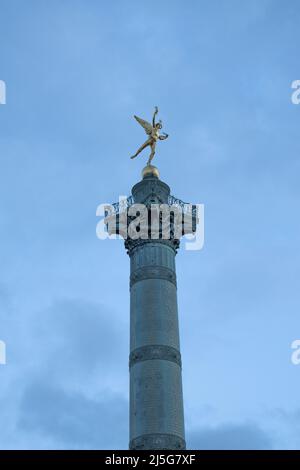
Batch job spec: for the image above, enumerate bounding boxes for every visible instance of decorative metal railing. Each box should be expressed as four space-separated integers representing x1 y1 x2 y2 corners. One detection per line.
168 195 197 217
111 195 197 218
111 196 134 214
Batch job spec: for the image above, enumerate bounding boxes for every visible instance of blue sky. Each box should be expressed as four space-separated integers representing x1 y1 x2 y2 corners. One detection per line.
0 0 300 449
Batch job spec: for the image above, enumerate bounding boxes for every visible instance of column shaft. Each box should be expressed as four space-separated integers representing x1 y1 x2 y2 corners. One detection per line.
129 241 185 450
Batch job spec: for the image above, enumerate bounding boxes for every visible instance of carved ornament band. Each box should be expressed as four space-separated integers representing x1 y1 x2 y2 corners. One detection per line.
129 344 181 368
129 433 186 450
130 266 177 288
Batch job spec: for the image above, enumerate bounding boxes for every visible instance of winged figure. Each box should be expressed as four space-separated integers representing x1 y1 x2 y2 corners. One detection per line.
131 107 169 165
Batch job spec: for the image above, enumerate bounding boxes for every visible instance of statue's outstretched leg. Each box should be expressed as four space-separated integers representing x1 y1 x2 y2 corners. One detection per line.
147 142 156 165
131 138 151 159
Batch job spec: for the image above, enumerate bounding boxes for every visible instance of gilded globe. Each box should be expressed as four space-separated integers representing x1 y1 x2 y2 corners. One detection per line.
142 165 160 179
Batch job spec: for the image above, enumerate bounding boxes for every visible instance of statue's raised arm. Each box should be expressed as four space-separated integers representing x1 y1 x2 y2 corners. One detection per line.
152 106 158 127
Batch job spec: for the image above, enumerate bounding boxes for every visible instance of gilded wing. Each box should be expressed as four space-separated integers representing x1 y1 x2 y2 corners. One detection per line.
134 115 153 135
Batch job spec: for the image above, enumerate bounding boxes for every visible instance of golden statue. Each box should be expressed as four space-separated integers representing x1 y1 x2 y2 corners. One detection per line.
131 107 169 165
